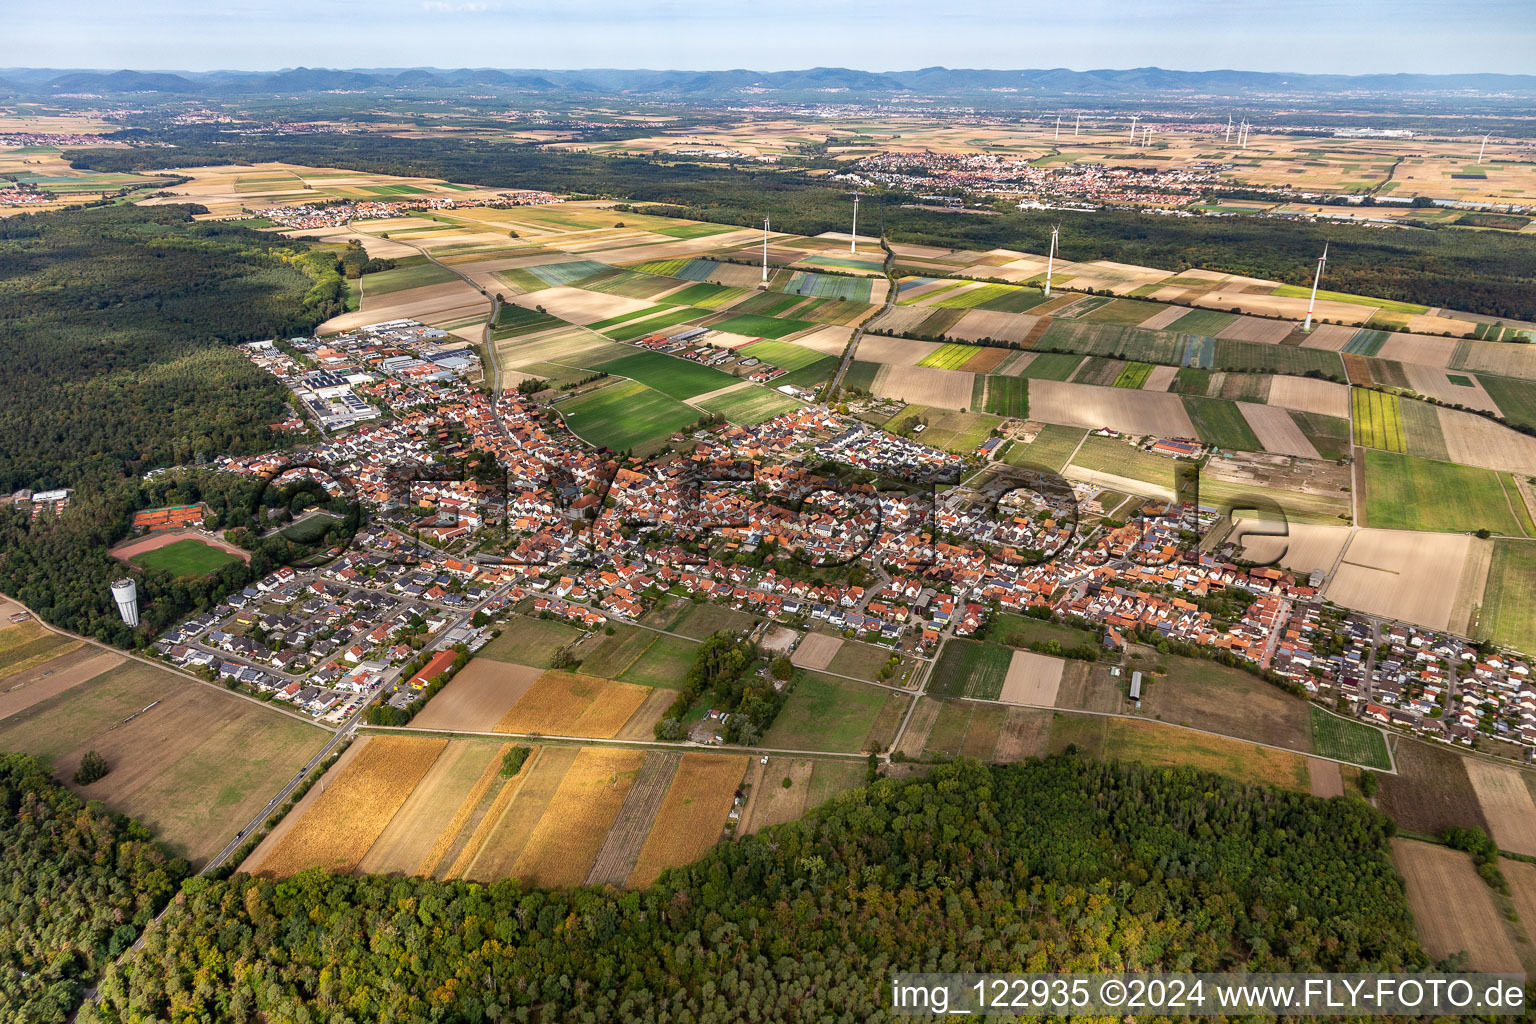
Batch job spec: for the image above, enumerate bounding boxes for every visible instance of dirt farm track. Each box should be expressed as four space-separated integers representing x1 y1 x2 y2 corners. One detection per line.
109 528 251 563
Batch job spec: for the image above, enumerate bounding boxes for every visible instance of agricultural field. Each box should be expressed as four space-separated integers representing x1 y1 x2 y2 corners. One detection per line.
129 537 242 576
981 375 1029 417
603 306 709 342
1000 424 1086 473
710 313 818 339
1112 362 1155 389
410 660 544 732
558 380 699 451
478 615 586 667
1068 434 1181 495
593 350 737 399
626 753 749 887
1363 450 1524 534
738 339 832 370
1477 540 1536 654
1102 719 1310 792
0 618 81 679
1464 760 1536 857
490 302 561 339
646 599 760 640
761 672 907 753
1139 656 1311 753
0 656 327 865
1182 396 1263 451
918 343 984 370
922 701 1009 760
1377 740 1488 837
359 262 459 296
1392 839 1522 974
997 650 1067 706
1013 353 1082 381
493 671 653 739
1352 389 1406 453
1325 529 1478 631
1309 707 1392 770
928 640 1014 700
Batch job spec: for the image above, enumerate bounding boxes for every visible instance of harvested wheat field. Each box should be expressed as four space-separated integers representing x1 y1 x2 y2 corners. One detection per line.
411 660 543 731
321 281 488 333
457 745 575 880
793 326 855 356
1298 324 1357 351
1030 380 1197 437
1392 838 1521 973
1306 757 1345 798
1403 364 1500 414
357 740 505 875
791 632 843 671
1451 341 1536 379
1378 333 1458 368
1240 403 1321 458
853 335 941 365
872 364 976 408
1464 760 1536 857
0 647 122 720
1133 305 1185 330
254 735 447 876
998 650 1066 706
1438 407 1536 476
1265 376 1350 418
1325 530 1473 630
494 671 651 738
510 747 647 887
1236 521 1351 574
1504 861 1536 949
868 306 936 336
627 753 748 888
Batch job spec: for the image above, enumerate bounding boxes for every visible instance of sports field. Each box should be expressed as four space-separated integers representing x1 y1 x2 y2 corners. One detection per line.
710 313 818 339
1363 450 1524 534
1309 706 1392 770
559 380 699 451
1477 540 1536 654
1352 389 1406 453
130 537 241 575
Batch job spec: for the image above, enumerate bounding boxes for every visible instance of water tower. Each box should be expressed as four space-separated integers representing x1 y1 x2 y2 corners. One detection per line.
111 579 140 628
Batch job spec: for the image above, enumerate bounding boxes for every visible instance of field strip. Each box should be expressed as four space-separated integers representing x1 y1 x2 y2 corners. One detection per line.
584 751 682 887
0 646 115 718
894 699 941 759
414 743 512 877
358 741 501 875
1392 838 1522 974
511 747 647 886
362 724 876 758
626 753 749 888
1464 759 1536 856
459 745 579 880
998 650 1065 706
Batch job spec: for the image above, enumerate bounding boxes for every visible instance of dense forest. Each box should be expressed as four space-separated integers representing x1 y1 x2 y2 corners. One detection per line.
0 204 344 493
67 134 1536 319
0 753 189 1024
85 757 1424 1023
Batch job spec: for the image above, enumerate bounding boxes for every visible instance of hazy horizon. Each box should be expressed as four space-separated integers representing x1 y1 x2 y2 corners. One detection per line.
6 0 1533 78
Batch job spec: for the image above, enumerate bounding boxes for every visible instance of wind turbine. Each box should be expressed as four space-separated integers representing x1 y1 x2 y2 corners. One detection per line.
1478 133 1491 164
1302 242 1329 333
1054 114 1061 141
1074 113 1081 136
1043 225 1059 298
1129 115 1140 143
1225 114 1233 144
849 193 860 254
761 216 770 284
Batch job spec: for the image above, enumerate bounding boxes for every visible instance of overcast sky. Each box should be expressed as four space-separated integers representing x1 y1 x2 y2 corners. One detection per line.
5 0 1532 76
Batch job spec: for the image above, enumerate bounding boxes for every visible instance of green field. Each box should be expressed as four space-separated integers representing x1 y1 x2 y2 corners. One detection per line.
1168 308 1239 334
698 386 804 425
665 282 747 308
591 349 737 399
918 343 981 370
491 303 561 339
760 672 897 752
1112 362 1155 389
990 614 1098 652
843 360 880 393
1309 706 1392 770
651 600 761 640
1272 285 1428 314
1363 449 1523 534
1212 339 1343 379
559 380 699 451
711 313 819 339
1352 389 1406 453
1000 424 1086 473
1477 374 1536 431
361 262 459 296
928 639 1013 700
975 285 1050 314
776 356 839 389
585 304 675 332
480 615 587 667
931 282 1036 310
1015 353 1083 381
1478 540 1536 655
617 632 701 686
1183 396 1263 452
1291 411 1353 461
1081 299 1166 326
1070 435 1179 492
130 538 241 576
603 306 710 342
739 340 829 370
982 376 1029 418
653 222 732 239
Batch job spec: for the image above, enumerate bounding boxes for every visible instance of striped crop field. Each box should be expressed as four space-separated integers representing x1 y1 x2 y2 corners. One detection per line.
1352 389 1406 453
918 343 982 370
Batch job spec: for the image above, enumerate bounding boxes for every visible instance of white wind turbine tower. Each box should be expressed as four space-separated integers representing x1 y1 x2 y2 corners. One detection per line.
1225 114 1233 144
1478 133 1491 164
1129 114 1140 143
761 216 770 283
1054 114 1061 140
1302 242 1329 333
1074 113 1081 136
1043 225 1059 298
849 193 859 254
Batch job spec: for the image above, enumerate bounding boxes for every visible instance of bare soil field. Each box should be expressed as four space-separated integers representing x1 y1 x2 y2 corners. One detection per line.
321 281 489 333
992 707 1053 760
952 309 1035 343
1264 376 1350 418
872 365 977 408
1216 316 1296 344
1403 364 1500 413
1451 342 1536 379
894 698 941 759
494 671 652 739
1307 757 1344 798
1449 538 1495 637
1235 520 1351 574
627 753 748 888
1378 333 1458 368
1298 324 1356 351
1504 862 1536 951
791 632 843 671
1438 407 1536 475
0 647 122 721
357 740 503 875
585 751 681 886
1464 759 1536 856
793 326 855 356
706 262 769 287
1392 838 1521 973
867 306 937 335
1196 290 1369 325
1142 364 1178 391
998 650 1066 705
1325 530 1473 630
108 528 249 563
1029 380 1197 436
410 660 543 731
254 735 447 876
508 286 652 324
1240 403 1322 458
511 747 647 887
1138 306 1189 330
852 335 941 365
742 757 814 834
1378 739 1488 836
